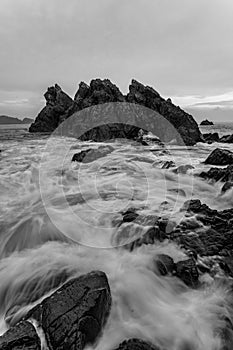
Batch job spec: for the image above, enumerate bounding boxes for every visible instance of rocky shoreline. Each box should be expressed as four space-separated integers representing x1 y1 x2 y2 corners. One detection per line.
1 145 233 349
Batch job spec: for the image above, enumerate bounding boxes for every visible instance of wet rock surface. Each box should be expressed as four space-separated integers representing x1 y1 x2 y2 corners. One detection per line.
204 148 233 165
177 199 233 257
25 271 111 350
175 258 199 287
29 79 201 146
0 321 41 350
154 254 175 276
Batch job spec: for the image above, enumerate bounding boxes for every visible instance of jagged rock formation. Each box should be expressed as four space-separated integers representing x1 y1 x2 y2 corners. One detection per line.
126 80 201 145
200 164 233 183
29 84 73 132
29 79 202 146
203 132 220 143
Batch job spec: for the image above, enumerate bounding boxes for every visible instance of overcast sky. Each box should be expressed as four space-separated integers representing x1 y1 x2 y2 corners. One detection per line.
0 0 233 121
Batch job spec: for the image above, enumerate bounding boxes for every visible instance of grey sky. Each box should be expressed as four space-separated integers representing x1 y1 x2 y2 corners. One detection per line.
0 0 233 121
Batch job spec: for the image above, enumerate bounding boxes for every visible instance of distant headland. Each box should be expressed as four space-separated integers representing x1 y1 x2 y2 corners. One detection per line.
0 115 34 125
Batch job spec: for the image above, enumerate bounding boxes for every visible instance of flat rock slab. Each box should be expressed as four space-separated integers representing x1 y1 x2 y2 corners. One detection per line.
27 271 111 350
0 321 41 350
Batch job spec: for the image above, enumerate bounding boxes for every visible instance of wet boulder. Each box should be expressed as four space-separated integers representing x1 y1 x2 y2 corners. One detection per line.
113 338 162 350
204 148 233 165
72 145 114 163
0 321 41 350
26 271 111 350
175 259 199 287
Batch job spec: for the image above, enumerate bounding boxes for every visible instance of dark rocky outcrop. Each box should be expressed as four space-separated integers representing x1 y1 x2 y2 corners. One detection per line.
0 321 41 350
154 254 175 276
172 164 194 174
126 80 201 146
29 79 202 146
25 271 111 350
204 148 233 165
221 181 233 193
113 339 161 350
219 134 233 143
161 160 176 169
178 199 233 257
203 132 219 143
72 146 114 163
29 84 73 132
200 165 233 183
175 259 199 287
200 119 214 126
0 271 111 350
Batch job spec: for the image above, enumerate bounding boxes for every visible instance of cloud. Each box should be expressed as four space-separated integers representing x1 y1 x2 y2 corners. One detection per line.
0 0 233 118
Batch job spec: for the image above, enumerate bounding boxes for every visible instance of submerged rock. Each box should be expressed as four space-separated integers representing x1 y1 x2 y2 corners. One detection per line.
0 321 40 350
29 79 201 146
26 271 111 350
72 145 114 163
204 148 233 165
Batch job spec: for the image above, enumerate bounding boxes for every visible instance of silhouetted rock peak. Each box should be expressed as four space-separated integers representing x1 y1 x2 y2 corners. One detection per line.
29 79 202 145
29 85 73 132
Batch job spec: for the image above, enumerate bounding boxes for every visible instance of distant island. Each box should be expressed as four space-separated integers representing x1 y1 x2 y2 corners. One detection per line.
0 115 34 125
200 119 214 126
